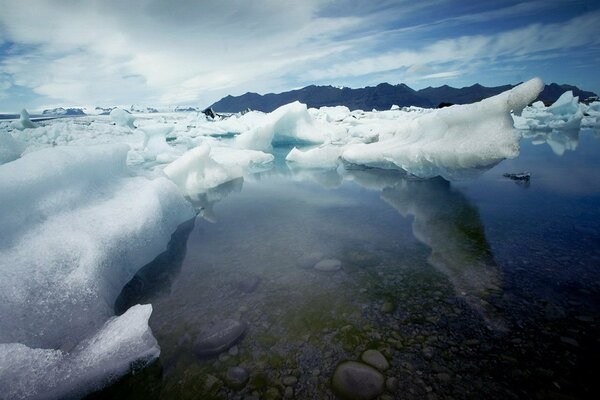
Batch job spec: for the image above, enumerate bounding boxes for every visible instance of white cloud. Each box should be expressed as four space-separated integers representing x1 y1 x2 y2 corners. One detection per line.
304 11 600 80
0 0 598 107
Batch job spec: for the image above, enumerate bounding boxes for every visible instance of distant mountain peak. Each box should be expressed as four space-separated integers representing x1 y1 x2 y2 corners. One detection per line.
209 82 597 112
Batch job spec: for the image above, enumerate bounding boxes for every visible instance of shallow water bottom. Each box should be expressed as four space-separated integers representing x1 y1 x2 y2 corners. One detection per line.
89 133 600 400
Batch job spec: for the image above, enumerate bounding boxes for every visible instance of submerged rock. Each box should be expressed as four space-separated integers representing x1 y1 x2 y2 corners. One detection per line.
193 319 247 356
361 349 389 371
331 361 384 400
226 366 249 388
314 258 342 272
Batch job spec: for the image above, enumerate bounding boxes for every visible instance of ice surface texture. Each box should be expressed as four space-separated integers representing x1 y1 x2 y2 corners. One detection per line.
0 145 194 399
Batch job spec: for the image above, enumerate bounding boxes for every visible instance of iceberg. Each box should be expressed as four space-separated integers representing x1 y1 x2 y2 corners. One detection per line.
163 143 273 196
514 91 584 131
0 132 25 164
234 101 326 151
110 107 136 129
341 78 544 179
0 144 194 399
10 109 37 131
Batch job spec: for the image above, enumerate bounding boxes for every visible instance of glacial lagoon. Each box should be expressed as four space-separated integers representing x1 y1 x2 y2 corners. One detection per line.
90 128 600 399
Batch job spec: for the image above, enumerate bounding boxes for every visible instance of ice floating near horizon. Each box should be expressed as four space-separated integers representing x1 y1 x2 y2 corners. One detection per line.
0 144 193 399
10 109 37 131
110 107 136 129
234 101 326 151
286 144 344 169
514 91 584 132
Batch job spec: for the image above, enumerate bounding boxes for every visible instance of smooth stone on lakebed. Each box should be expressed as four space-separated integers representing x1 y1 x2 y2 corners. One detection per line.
314 258 342 271
332 361 384 400
193 319 247 356
361 349 389 371
226 366 249 388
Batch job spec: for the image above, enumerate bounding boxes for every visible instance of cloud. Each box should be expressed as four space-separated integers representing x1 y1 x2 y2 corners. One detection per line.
304 10 600 81
0 0 598 108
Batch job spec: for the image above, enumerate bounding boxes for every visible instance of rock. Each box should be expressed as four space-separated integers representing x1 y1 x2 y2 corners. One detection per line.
385 377 398 392
226 366 250 388
193 319 247 356
283 376 298 386
228 345 239 356
314 259 342 272
331 361 385 400
503 172 531 181
361 349 389 371
284 386 294 398
436 372 451 382
264 387 281 400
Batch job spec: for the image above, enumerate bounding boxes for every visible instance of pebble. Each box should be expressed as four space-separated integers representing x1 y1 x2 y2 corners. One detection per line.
284 386 294 398
228 345 239 356
193 319 247 356
314 259 342 272
361 349 389 371
283 376 298 386
331 361 385 400
226 366 249 388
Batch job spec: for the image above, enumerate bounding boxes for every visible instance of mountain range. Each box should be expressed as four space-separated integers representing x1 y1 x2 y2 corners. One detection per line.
209 82 598 113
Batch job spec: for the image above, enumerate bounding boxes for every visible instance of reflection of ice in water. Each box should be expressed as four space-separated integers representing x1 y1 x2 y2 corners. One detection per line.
346 169 505 330
522 129 580 156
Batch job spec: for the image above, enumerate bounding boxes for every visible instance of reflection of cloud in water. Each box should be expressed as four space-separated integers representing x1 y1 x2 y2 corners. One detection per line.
346 169 505 330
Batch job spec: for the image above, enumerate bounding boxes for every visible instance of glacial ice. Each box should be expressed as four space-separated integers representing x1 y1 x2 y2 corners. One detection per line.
514 91 584 131
0 132 25 164
163 143 273 196
0 144 193 399
234 101 326 151
10 109 37 131
341 78 544 178
110 107 136 129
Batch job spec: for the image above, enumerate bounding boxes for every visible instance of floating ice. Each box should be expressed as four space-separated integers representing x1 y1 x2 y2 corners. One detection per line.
286 144 343 169
163 143 272 196
514 91 584 131
341 78 544 179
110 107 136 129
234 101 326 151
0 144 193 399
0 132 25 164
140 123 176 162
10 109 37 131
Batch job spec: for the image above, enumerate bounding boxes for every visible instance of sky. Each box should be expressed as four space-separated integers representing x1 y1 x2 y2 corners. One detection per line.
0 0 599 112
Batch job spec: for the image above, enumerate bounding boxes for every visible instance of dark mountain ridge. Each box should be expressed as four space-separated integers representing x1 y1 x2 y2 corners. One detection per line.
209 82 597 113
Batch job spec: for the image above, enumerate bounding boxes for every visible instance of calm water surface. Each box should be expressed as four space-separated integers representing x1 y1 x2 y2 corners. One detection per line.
90 128 600 400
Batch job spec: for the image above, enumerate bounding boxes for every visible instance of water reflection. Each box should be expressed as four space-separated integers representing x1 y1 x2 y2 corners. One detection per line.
343 169 504 329
114 217 196 315
522 128 580 156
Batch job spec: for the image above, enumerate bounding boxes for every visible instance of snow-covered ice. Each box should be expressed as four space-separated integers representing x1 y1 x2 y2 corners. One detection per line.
0 145 193 399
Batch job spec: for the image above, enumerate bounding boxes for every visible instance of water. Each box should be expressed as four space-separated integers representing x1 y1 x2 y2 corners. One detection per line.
90 128 600 400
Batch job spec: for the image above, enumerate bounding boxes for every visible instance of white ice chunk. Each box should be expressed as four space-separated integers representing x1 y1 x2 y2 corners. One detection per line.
0 144 193 398
286 144 343 169
0 133 25 164
234 101 325 151
341 78 544 179
10 109 37 131
164 143 242 195
140 123 176 161
0 304 158 400
110 108 136 129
